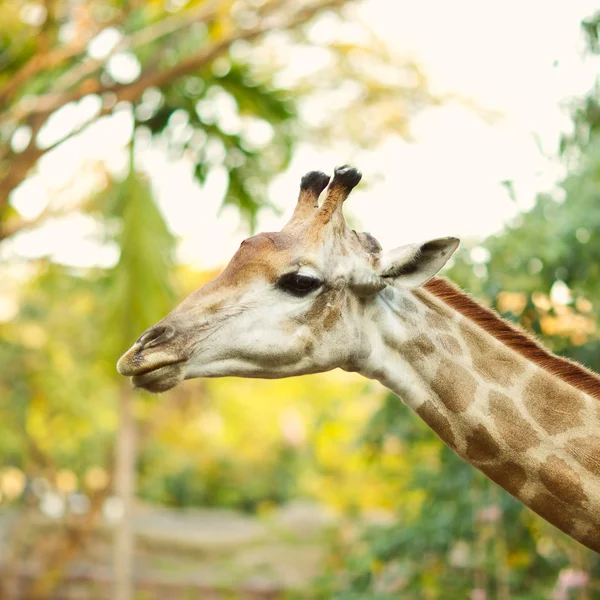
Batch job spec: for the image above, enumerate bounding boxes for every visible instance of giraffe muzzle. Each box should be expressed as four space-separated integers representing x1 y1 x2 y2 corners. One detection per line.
116 342 187 392
116 322 190 392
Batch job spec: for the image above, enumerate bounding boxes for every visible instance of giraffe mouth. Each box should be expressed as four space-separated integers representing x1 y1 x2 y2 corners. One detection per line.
117 345 187 393
130 361 186 393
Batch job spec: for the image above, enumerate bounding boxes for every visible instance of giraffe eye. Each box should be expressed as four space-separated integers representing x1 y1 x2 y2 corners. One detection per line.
277 273 323 297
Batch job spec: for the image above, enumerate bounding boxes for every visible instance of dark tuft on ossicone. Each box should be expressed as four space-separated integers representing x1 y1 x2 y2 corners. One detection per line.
300 171 330 194
332 165 362 190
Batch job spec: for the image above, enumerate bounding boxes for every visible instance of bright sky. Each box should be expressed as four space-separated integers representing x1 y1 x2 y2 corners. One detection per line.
3 0 600 272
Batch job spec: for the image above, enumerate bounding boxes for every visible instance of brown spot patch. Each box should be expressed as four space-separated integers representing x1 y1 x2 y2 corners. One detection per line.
539 455 587 507
416 400 456 449
424 277 600 402
303 289 341 331
565 436 600 478
398 295 418 313
459 321 487 354
426 310 452 331
524 372 585 434
581 526 600 554
465 425 501 463
480 461 527 496
323 304 341 330
528 492 577 535
438 334 462 356
398 334 436 361
460 322 526 386
489 391 540 452
431 359 478 413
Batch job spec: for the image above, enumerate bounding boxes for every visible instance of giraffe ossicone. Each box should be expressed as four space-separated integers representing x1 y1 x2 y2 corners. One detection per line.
117 167 600 554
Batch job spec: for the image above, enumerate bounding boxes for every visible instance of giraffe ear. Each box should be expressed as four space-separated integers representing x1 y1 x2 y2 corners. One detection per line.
376 237 460 289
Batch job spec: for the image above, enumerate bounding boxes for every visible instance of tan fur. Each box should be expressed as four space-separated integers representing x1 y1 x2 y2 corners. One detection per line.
430 359 478 413
415 279 600 552
566 436 600 477
416 400 457 450
488 391 541 451
425 277 600 400
540 455 587 507
465 425 502 462
426 310 452 331
480 461 528 496
459 320 527 386
529 492 578 535
437 333 463 356
524 372 586 434
398 334 436 361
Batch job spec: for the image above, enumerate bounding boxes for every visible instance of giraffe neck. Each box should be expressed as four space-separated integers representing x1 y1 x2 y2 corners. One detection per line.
356 281 600 553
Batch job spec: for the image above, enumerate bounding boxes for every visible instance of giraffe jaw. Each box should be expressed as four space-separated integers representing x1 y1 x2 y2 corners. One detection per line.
130 362 186 393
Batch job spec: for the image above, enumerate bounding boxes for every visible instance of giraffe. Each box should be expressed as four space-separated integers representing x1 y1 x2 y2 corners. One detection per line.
117 166 600 553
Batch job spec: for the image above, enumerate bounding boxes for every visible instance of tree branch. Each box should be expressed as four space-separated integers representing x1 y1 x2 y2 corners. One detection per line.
0 0 350 217
0 204 71 242
8 0 347 122
50 0 222 94
0 10 130 107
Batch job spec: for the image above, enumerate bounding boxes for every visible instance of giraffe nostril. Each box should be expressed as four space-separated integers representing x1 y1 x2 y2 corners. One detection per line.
137 325 174 349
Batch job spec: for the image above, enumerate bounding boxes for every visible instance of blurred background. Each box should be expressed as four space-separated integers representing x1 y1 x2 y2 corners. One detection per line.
1 0 600 598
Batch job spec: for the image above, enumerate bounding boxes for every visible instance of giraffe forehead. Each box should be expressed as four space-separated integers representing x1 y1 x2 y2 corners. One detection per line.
221 232 302 284
231 230 353 271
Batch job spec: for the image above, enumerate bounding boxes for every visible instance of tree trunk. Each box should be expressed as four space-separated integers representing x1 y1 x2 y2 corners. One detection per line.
113 383 137 600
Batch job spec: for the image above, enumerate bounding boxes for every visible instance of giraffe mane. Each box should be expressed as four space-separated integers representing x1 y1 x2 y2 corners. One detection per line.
424 277 600 401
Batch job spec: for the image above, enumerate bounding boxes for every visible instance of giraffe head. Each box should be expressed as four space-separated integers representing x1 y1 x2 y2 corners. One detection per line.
117 166 459 392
